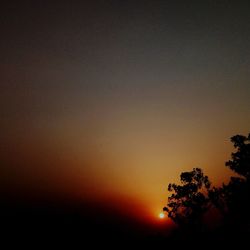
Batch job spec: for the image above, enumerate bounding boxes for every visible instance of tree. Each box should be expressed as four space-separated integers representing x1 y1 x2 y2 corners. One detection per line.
225 133 250 180
222 133 250 228
163 133 250 240
163 168 211 231
209 133 250 231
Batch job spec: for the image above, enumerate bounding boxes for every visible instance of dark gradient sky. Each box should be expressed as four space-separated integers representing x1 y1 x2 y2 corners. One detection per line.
1 1 250 223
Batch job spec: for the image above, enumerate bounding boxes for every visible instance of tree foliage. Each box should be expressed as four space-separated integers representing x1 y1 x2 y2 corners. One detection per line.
163 133 250 234
222 134 250 227
163 168 211 230
225 133 250 180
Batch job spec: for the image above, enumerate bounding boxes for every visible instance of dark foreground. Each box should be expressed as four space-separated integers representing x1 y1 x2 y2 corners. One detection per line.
1 198 249 248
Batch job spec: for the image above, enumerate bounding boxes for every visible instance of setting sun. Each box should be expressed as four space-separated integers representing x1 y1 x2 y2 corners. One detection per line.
159 213 165 219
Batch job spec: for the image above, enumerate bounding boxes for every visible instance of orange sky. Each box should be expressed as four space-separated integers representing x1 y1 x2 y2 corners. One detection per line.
1 1 250 226
2 112 249 224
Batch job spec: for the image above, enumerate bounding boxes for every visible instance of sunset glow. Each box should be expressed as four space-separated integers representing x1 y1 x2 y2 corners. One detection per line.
1 1 250 242
159 213 165 219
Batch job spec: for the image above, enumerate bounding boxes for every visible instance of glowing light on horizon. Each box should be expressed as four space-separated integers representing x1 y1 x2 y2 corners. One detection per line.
159 212 165 219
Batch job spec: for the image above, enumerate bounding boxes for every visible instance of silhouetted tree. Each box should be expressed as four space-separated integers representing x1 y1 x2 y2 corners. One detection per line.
222 133 250 230
163 132 250 241
208 133 250 234
226 133 250 180
163 168 211 232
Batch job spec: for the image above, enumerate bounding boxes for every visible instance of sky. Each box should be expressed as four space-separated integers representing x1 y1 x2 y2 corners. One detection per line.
1 0 250 225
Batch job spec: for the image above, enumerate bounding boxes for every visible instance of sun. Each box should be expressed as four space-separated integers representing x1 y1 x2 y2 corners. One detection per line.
159 212 165 219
